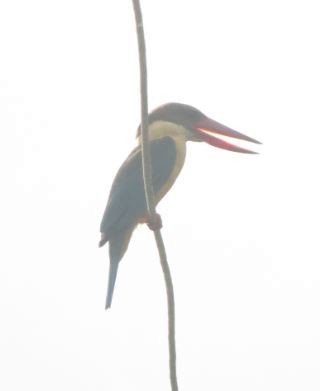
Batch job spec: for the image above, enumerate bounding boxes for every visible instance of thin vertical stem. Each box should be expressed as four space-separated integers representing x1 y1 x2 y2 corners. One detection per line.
131 1 179 391
131 0 154 214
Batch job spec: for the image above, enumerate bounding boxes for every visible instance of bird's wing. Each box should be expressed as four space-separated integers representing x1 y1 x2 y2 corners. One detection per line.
100 136 177 240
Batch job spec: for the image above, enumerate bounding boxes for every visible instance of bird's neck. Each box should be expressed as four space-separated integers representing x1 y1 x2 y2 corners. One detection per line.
138 120 189 144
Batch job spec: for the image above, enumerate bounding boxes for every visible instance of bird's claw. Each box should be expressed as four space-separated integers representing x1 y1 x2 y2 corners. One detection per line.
146 213 163 231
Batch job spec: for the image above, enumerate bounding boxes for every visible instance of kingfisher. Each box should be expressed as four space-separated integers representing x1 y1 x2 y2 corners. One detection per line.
99 102 260 309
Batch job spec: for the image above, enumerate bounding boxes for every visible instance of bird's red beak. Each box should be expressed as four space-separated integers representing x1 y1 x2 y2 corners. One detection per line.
194 117 261 154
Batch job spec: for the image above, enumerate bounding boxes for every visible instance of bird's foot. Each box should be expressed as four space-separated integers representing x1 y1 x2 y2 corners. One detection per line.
146 213 163 231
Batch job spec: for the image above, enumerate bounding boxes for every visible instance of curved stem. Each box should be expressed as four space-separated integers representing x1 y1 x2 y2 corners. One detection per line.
131 1 179 391
154 230 178 391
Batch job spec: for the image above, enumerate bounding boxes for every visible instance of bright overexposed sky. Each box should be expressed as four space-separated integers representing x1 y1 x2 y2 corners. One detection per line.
1 1 320 390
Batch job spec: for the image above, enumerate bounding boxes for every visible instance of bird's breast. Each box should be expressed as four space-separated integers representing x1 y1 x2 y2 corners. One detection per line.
154 134 187 204
145 121 189 204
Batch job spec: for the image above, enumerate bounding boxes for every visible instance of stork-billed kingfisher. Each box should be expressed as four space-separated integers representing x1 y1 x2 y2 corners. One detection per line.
99 103 260 309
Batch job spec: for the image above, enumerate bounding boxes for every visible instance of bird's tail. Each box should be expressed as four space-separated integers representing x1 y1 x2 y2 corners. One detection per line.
105 228 133 310
105 258 119 309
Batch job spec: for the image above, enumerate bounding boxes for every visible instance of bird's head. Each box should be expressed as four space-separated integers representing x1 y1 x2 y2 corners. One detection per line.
138 102 261 153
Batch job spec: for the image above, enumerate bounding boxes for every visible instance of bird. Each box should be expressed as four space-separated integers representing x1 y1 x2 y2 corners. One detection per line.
99 102 261 309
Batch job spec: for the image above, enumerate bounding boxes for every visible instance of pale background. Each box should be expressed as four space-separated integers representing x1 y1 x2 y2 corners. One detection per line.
1 1 320 390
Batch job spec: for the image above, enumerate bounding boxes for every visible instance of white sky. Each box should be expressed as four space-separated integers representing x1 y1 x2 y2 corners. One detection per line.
1 0 320 390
